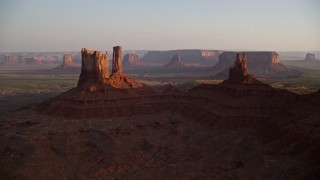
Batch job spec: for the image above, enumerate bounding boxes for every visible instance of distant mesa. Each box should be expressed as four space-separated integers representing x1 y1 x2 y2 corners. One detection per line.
141 49 220 65
0 55 23 65
282 53 320 67
303 53 319 62
123 53 144 67
0 54 60 65
213 51 302 79
55 54 76 69
163 54 192 68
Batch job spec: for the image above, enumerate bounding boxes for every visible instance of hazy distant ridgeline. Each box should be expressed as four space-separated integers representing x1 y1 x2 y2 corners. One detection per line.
140 49 220 65
1 50 319 67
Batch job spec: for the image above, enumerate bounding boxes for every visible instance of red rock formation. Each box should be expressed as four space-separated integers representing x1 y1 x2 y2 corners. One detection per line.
76 47 143 90
212 51 302 78
40 46 151 118
163 55 191 68
77 48 109 87
123 53 144 67
55 54 76 69
112 46 122 74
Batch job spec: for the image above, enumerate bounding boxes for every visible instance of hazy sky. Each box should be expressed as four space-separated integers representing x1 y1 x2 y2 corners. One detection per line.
0 0 319 52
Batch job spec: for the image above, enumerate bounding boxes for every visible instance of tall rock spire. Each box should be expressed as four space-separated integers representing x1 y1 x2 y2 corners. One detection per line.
112 46 123 74
227 52 253 83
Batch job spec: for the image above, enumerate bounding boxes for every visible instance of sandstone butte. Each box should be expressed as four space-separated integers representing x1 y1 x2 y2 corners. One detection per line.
123 53 144 67
163 54 191 68
55 54 76 69
28 49 320 179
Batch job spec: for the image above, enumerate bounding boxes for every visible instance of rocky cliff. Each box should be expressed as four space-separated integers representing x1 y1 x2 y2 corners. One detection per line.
163 55 190 68
213 51 302 78
123 53 144 67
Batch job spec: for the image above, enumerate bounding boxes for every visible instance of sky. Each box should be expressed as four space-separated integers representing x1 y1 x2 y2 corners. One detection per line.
0 0 319 52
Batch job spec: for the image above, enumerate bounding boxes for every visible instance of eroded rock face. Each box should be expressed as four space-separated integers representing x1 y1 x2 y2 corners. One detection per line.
112 46 122 74
55 54 76 69
77 48 109 87
123 53 144 67
163 55 190 68
213 51 302 78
